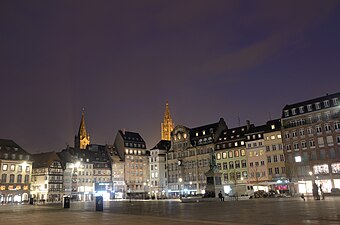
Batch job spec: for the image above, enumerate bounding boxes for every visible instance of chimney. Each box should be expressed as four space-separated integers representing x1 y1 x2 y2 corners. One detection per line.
246 120 250 130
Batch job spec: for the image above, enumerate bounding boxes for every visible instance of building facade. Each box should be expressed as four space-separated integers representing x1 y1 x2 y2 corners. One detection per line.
106 145 125 199
31 152 63 202
167 118 227 197
282 92 340 193
263 119 287 191
245 125 268 186
114 130 149 198
0 139 32 203
215 124 250 188
149 140 170 199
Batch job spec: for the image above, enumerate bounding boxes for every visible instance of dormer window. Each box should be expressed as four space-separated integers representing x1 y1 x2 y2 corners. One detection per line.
271 125 275 130
291 108 296 115
232 130 235 133
202 130 206 135
333 98 338 105
307 104 313 112
324 100 330 108
299 106 304 113
284 110 289 117
196 132 198 137
315 102 321 110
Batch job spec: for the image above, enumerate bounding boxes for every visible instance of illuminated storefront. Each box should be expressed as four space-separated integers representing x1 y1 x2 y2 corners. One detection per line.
95 182 113 200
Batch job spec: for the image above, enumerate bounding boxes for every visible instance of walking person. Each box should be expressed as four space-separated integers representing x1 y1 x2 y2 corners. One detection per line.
319 184 325 200
312 182 320 200
218 191 224 202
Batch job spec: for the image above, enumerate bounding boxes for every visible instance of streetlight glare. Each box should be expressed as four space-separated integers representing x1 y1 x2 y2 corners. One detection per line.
75 161 81 168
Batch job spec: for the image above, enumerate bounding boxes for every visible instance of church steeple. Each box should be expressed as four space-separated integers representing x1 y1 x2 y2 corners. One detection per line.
75 109 90 149
78 109 87 139
161 101 174 141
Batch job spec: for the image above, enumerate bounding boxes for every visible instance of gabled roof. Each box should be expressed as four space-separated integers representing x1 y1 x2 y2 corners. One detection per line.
189 118 227 146
246 125 266 135
32 152 61 169
119 130 145 143
264 119 281 132
151 140 171 151
0 138 30 157
282 92 340 118
217 124 252 143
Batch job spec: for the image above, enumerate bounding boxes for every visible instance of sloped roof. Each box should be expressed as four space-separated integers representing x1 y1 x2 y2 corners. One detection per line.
0 138 30 157
151 140 171 150
32 152 61 169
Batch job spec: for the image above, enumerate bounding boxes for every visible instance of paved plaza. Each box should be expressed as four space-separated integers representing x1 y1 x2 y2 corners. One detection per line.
0 197 340 225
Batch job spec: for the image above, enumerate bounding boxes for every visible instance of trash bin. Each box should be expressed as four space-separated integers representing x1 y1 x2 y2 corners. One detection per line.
95 196 103 211
63 196 70 208
29 198 34 205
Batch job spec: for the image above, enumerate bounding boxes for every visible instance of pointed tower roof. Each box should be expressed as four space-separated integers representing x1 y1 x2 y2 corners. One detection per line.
161 100 174 141
164 100 171 120
78 109 87 138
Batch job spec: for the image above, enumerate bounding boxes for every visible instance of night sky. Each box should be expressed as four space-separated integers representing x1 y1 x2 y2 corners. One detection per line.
1 1 340 153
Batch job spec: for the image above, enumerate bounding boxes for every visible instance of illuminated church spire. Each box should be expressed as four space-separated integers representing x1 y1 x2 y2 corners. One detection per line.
161 101 174 141
75 108 90 149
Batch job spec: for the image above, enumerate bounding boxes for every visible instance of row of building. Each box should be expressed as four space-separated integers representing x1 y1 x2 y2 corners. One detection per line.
1 93 340 203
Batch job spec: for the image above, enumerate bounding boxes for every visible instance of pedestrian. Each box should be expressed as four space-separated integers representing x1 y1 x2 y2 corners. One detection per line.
218 191 224 202
312 182 319 200
300 194 305 201
319 184 325 200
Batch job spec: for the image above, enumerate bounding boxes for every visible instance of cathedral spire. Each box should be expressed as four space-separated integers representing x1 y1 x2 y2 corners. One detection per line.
75 108 90 149
78 108 87 139
161 100 174 141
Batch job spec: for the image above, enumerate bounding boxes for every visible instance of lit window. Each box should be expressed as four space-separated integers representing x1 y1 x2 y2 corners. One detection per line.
277 134 282 139
217 153 221 160
228 151 233 158
271 135 275 140
202 130 205 135
241 149 246 156
196 132 198 137
271 125 275 130
313 164 329 174
241 141 244 145
2 164 8 171
295 156 302 162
